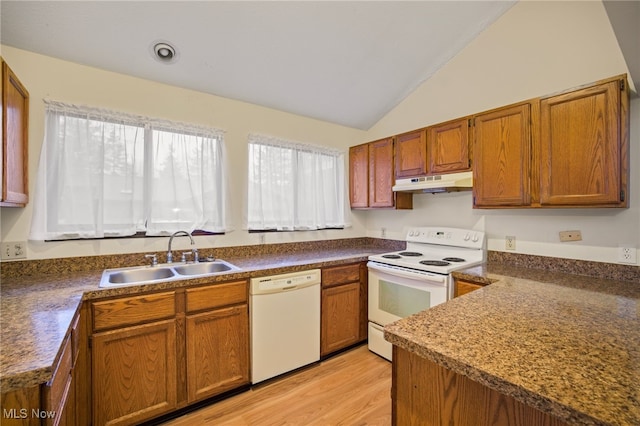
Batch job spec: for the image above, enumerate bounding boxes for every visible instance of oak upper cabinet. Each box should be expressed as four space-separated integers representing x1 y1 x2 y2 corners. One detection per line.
427 117 471 174
395 129 427 178
539 77 628 207
369 138 396 207
349 138 412 209
473 103 532 208
184 280 250 403
349 143 369 208
91 291 178 426
1 58 29 207
321 263 367 357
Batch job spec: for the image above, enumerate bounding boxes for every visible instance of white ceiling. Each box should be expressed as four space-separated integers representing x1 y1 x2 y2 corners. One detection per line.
0 1 515 130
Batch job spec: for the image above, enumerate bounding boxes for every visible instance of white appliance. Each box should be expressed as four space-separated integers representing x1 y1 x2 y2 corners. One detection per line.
367 227 486 361
250 269 321 384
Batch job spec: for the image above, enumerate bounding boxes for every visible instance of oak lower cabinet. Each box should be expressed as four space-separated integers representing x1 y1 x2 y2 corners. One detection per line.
90 280 250 425
321 263 367 357
349 138 412 210
1 58 29 207
91 292 178 425
185 281 250 402
0 306 87 426
453 278 486 298
393 346 570 426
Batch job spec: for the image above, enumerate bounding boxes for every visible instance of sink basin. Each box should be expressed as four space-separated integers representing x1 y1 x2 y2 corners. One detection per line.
102 267 176 286
174 260 240 276
99 260 241 288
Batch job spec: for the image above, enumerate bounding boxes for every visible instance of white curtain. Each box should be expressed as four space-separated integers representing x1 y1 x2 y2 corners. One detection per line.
247 134 346 231
145 125 227 235
30 101 227 240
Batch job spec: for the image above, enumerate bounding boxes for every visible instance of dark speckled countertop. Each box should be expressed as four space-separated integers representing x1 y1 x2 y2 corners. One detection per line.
385 262 640 426
1 238 402 393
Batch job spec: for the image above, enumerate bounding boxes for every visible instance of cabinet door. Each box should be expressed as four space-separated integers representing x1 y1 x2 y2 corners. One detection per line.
473 104 531 207
540 80 622 206
349 144 369 208
1 59 29 206
321 282 360 356
454 280 484 298
427 118 470 174
92 320 177 426
186 305 249 402
395 129 427 178
369 138 395 208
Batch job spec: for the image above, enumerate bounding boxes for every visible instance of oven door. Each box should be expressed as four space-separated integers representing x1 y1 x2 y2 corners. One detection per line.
367 261 448 327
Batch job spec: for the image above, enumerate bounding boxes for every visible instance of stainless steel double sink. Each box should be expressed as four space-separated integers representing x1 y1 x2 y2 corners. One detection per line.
99 259 241 288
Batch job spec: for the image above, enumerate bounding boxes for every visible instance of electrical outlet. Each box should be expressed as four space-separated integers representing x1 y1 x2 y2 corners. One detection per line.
505 236 516 251
559 230 582 242
618 247 637 264
1 241 27 260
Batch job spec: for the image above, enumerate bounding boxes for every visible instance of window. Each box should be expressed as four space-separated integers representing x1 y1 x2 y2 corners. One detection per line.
29 101 227 240
247 134 346 231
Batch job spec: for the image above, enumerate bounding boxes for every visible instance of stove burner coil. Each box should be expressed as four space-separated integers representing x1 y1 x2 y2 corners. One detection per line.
398 251 423 257
419 260 451 267
382 254 402 259
442 257 465 263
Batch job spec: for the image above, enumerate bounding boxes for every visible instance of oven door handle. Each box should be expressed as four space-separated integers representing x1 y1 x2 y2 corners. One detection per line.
367 261 447 284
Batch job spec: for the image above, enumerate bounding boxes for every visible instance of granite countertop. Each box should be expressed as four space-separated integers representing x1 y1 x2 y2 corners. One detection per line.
1 245 391 393
384 263 640 425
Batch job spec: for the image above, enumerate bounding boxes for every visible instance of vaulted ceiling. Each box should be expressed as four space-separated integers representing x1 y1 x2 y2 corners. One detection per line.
3 1 521 129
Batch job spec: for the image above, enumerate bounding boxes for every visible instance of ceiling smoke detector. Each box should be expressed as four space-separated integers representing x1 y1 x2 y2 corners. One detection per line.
151 41 178 64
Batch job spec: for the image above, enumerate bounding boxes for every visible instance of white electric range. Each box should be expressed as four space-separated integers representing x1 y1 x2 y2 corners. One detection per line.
367 226 486 360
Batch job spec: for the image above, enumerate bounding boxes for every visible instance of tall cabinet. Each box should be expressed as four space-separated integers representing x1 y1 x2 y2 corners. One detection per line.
1 58 29 207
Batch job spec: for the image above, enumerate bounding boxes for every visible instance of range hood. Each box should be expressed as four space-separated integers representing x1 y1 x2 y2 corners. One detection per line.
392 171 473 193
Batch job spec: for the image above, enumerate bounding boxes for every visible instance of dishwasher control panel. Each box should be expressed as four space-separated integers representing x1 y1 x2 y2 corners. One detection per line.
250 269 321 295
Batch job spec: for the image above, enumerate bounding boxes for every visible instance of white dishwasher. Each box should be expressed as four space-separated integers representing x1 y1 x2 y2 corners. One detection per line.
250 269 321 384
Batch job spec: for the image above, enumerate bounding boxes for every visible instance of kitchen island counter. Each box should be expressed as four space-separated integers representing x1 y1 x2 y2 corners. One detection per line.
385 263 640 425
1 240 399 392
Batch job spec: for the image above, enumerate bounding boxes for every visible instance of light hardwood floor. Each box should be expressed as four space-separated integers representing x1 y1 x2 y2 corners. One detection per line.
161 345 392 425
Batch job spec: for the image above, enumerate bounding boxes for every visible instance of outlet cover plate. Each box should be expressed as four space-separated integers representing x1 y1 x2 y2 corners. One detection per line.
618 247 637 264
1 241 27 260
505 236 516 250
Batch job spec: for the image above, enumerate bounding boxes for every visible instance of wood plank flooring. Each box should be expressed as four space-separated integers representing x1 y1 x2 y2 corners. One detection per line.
161 345 392 425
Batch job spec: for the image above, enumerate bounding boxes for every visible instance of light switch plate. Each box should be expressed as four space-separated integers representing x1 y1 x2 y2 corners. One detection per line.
559 230 582 242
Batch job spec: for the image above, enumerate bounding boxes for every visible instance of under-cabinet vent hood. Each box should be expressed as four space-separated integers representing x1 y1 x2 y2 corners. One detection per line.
392 171 473 193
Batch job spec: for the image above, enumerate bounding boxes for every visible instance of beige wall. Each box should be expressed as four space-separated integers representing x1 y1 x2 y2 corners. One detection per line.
2 0 639 265
359 0 640 264
0 45 367 260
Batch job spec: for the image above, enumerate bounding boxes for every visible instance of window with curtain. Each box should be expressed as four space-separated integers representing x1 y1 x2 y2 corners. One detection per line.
247 134 346 231
29 100 227 241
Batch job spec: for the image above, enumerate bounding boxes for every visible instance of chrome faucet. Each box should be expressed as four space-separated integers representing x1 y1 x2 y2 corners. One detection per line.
167 230 196 263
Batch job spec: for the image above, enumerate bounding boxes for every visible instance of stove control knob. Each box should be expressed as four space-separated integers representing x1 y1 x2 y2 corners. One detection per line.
464 233 471 241
472 233 479 242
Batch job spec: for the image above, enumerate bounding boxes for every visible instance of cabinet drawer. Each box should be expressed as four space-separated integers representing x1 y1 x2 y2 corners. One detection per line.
92 291 176 331
186 280 248 313
43 334 72 424
322 264 360 288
